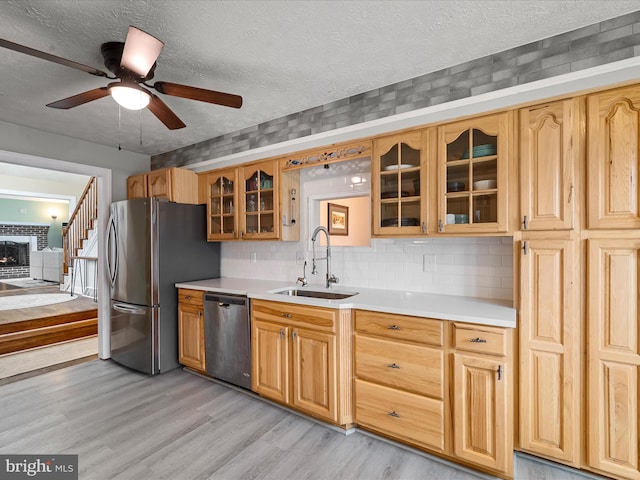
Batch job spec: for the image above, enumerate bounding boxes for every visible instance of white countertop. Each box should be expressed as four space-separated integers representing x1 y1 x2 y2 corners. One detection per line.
175 277 517 328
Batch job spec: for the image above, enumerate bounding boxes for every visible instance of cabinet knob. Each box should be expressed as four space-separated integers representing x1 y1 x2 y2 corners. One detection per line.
281 313 293 319
387 411 400 418
279 329 285 338
292 330 297 339
387 363 400 369
387 325 401 330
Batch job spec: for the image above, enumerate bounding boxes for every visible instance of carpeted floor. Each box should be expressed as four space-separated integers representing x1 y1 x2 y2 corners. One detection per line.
0 336 98 383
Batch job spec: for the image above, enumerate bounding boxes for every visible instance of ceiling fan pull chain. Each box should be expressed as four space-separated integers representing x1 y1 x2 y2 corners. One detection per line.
139 108 143 145
118 105 122 151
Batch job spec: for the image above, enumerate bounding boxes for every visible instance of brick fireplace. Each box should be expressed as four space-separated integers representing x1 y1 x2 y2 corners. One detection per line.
0 224 49 279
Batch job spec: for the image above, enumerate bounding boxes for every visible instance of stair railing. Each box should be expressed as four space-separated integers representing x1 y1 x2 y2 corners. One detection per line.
62 176 98 275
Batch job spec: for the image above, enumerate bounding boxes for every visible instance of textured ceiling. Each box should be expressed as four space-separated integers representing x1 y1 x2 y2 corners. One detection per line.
0 1 637 157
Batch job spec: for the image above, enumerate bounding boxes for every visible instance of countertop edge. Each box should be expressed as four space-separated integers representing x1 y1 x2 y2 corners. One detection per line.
176 278 517 329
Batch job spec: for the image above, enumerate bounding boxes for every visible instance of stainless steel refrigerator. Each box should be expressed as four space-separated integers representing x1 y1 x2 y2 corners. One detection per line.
106 197 220 374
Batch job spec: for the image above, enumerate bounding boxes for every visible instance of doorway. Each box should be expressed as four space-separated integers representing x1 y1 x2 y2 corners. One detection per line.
0 149 112 372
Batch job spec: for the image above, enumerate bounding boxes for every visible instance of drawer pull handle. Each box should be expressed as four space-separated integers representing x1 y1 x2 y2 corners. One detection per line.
387 325 401 330
282 313 293 318
387 363 400 369
387 411 400 418
470 337 487 343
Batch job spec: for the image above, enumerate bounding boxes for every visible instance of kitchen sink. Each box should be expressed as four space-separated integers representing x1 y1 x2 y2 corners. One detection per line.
273 288 358 300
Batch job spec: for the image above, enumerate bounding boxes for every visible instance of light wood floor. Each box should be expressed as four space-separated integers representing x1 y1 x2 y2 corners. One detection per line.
0 361 610 480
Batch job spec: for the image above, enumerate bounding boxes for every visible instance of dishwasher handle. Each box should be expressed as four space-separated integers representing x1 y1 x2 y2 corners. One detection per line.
204 293 247 307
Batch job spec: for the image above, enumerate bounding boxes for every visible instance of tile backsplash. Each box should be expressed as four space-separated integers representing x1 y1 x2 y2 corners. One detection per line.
221 236 514 302
220 159 513 303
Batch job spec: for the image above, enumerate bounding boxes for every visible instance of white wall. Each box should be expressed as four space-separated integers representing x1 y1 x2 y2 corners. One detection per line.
0 120 149 200
221 159 514 302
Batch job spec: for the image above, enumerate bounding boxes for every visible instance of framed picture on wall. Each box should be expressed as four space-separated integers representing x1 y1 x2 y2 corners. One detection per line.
328 203 349 236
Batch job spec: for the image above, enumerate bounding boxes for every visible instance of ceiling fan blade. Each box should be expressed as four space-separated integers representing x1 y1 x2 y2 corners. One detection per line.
46 87 110 109
147 94 186 130
120 26 164 78
153 81 243 109
0 38 110 78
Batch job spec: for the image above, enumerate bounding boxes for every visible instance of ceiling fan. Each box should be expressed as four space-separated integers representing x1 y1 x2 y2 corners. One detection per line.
0 26 243 130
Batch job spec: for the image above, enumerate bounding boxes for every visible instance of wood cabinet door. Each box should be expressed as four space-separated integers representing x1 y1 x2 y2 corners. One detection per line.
291 327 337 422
588 237 640 480
520 99 580 231
437 111 512 234
178 304 205 372
453 352 511 475
372 130 429 236
239 160 279 240
519 238 581 465
588 86 640 229
127 173 147 199
252 319 289 403
147 169 172 199
205 168 238 241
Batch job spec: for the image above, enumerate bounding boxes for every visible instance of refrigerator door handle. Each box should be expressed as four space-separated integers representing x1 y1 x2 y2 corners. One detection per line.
112 303 147 315
105 213 118 287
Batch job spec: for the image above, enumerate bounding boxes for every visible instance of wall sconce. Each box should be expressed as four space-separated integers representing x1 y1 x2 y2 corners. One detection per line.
50 209 59 220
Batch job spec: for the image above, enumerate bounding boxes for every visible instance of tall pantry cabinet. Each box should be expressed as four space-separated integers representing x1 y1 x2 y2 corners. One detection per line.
586 84 640 480
518 98 583 466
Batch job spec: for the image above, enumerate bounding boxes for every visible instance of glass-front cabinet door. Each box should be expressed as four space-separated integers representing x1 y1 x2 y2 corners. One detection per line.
372 130 429 236
240 160 279 240
437 112 511 234
206 168 238 241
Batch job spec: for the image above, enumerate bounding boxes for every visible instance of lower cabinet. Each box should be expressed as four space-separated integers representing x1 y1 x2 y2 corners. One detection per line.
177 289 206 372
251 299 352 426
354 310 446 453
452 323 513 476
354 310 514 478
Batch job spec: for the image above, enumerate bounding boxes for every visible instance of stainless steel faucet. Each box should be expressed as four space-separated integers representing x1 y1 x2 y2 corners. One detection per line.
311 226 339 288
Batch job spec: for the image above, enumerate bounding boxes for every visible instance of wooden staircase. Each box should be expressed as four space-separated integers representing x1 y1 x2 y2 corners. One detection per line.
63 176 98 275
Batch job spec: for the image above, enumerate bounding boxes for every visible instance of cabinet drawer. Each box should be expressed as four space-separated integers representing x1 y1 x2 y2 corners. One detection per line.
453 323 507 357
355 379 444 452
252 299 337 332
354 310 443 346
178 289 203 307
355 335 442 399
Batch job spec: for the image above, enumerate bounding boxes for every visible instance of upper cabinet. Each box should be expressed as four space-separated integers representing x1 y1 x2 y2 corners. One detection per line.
372 130 431 236
202 159 300 242
520 98 582 231
204 168 238 241
127 167 198 204
587 85 640 229
437 112 512 234
240 160 279 240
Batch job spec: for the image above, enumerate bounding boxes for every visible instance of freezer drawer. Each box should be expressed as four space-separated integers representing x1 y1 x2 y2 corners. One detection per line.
110 301 159 375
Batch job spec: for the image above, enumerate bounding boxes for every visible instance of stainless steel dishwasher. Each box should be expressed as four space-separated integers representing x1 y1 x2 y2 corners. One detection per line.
203 293 251 389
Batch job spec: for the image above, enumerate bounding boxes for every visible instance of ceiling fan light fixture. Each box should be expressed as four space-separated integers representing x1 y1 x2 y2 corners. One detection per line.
109 84 151 110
